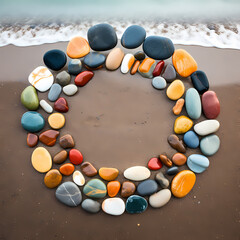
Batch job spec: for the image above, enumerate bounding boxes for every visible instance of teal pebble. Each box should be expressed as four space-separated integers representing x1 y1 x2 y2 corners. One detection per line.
200 134 220 156
187 154 209 173
83 179 107 199
21 86 39 110
152 76 167 90
126 195 148 214
21 111 45 132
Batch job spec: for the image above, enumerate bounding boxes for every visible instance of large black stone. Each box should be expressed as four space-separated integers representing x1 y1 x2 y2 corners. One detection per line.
83 52 106 69
137 179 158 196
191 70 209 94
43 49 67 71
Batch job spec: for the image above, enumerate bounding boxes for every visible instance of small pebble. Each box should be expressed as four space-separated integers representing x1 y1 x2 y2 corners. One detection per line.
39 129 59 146
159 154 173 167
102 198 125 216
187 154 210 173
83 179 107 199
21 111 45 133
172 98 185 115
172 153 187 166
105 48 124 71
126 195 148 214
166 79 185 100
48 113 65 129
124 166 150 181
166 166 179 176
40 99 53 113
48 83 62 102
21 86 39 110
134 51 145 61
81 199 101 213
54 97 69 113
148 157 163 170
183 131 199 149
191 70 209 94
63 84 78 96
83 52 106 69
27 133 38 147
138 58 156 78
130 60 140 75
75 71 94 87
149 189 171 208
68 59 82 75
167 134 186 153
162 64 176 82
44 169 62 188
59 163 75 176
174 116 193 134
200 134 220 156
69 149 83 165
99 167 119 181
155 172 169 189
152 60 165 77
121 53 135 74
53 150 68 164
121 181 136 198
56 71 71 87
152 76 167 90
202 90 220 119
59 134 75 149
194 119 220 136
107 181 121 197
137 179 158 196
67 36 90 58
80 162 98 177
73 170 85 186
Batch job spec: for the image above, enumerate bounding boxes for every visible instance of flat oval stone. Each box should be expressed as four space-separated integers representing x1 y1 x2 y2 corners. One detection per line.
68 59 82 75
102 198 125 216
75 71 94 87
121 25 146 49
159 154 173 167
171 170 196 198
134 51 145 61
99 167 119 181
87 23 117 51
194 119 220 136
130 60 140 75
56 71 71 87
174 116 193 134
121 53 135 74
162 64 176 82
191 70 209 94
183 131 199 149
172 153 187 166
81 199 101 213
187 154 210 173
43 49 67 71
83 179 107 199
105 48 124 71
69 149 83 165
166 166 179 176
39 129 59 146
152 60 165 77
80 162 97 177
185 88 201 119
53 150 68 164
167 134 186 153
73 170 85 186
59 163 75 176
66 36 90 58
152 76 167 90
31 147 52 173
202 91 220 119
28 66 54 92
148 157 163 170
21 111 45 133
143 36 174 60
48 83 62 102
59 134 75 149
149 189 171 208
48 113 65 129
124 166 150 181
155 172 169 189
55 182 82 207
83 52 106 69
121 181 136 198
137 179 158 196
21 86 39 110
107 181 121 197
40 100 53 113
63 84 78 96
54 97 69 113
138 58 156 78
44 169 62 188
126 195 148 214
173 98 185 115
27 133 38 147
200 134 220 156
172 49 198 77
166 79 185 100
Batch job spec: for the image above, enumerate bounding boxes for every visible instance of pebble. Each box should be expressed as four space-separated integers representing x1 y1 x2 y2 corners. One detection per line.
69 149 83 165
202 91 220 119
149 189 171 208
107 181 121 197
81 199 101 213
102 198 125 216
167 134 186 153
48 83 62 102
54 97 69 113
123 166 150 181
66 36 90 58
162 64 176 82
155 172 169 189
44 169 62 188
137 179 158 196
148 157 163 170
48 113 65 129
21 111 45 133
56 71 71 87
121 25 146 49
172 153 187 166
105 48 124 71
134 51 145 61
68 59 82 75
73 170 85 186
200 134 220 156
59 134 75 149
172 98 185 115
194 119 220 136
138 58 156 78
99 167 119 181
53 150 68 164
28 66 54 92
174 116 193 134
167 166 179 176
152 76 167 90
191 70 209 94
183 131 199 149
59 163 75 176
80 162 98 177
39 130 59 146
126 195 148 214
171 170 196 198
166 79 185 100
187 154 210 173
130 60 140 75
121 181 136 198
55 182 82 207
43 49 67 71
63 84 78 96
83 179 107 198
75 71 94 87
159 154 173 167
27 133 38 147
152 60 165 77
31 147 52 173
83 52 106 69
185 88 201 119
143 36 175 60
87 23 117 51
40 100 53 113
21 86 39 110
121 53 135 74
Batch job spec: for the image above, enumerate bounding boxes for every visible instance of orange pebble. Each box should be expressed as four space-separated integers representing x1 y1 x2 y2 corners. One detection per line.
173 98 185 115
138 58 155 73
59 163 75 176
99 167 119 181
67 36 90 58
107 181 121 197
130 60 140 75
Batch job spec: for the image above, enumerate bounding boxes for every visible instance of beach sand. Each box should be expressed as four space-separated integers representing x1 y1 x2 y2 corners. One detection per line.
0 42 239 240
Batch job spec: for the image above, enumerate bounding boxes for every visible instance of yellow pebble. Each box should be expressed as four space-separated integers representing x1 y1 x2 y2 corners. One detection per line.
166 80 185 100
174 115 193 134
48 113 65 129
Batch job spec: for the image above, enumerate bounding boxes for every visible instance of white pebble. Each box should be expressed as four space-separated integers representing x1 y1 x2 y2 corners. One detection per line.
121 53 135 74
102 198 125 216
40 99 53 113
63 84 78 96
149 189 171 208
73 170 85 186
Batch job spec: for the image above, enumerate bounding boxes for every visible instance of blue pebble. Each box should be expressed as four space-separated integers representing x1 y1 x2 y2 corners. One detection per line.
137 180 158 196
48 83 62 102
68 59 82 75
126 195 148 214
43 49 67 71
200 134 220 156
166 166 179 176
191 70 209 95
152 76 167 90
21 111 45 132
183 131 199 149
83 52 106 69
187 154 209 173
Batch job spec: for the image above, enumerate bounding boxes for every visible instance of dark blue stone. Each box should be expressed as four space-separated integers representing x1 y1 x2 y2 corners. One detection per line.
21 111 45 132
143 36 175 60
83 52 106 69
87 23 117 51
137 179 158 196
183 131 200 149
43 49 67 71
191 70 209 94
166 166 179 176
126 195 148 214
121 25 146 49
68 59 82 75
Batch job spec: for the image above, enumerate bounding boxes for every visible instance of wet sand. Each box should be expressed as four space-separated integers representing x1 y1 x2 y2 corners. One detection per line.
0 42 239 240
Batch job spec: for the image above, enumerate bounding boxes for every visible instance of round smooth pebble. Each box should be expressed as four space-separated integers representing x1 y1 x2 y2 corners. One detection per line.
102 198 125 216
137 179 158 196
68 59 82 75
166 166 179 176
174 116 193 134
73 170 85 186
138 58 156 78
191 70 209 94
123 166 150 181
155 172 169 189
149 189 171 208
74 71 94 87
59 134 75 149
185 88 202 119
40 100 53 113
59 163 75 176
99 167 119 181
148 157 163 170
152 76 167 90
43 49 67 71
83 179 107 199
121 181 136 198
27 133 38 147
44 169 62 188
21 111 45 132
31 147 52 173
48 113 65 129
202 90 220 119
187 154 210 173
162 64 176 82
63 84 78 96
48 83 62 102
56 71 71 87
166 79 185 100
66 36 90 58
80 162 98 177
167 134 186 153
200 134 220 156
172 153 187 166
53 150 68 164
55 182 82 207
126 195 148 214
21 86 39 110
183 131 199 149
152 60 165 77
107 181 121 197
105 48 125 71
121 53 135 74
194 119 220 136
69 149 83 165
134 51 145 61
81 199 101 213
83 52 106 69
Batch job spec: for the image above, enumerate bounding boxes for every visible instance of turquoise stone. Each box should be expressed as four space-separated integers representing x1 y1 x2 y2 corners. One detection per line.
126 195 148 214
187 154 209 173
21 111 45 132
21 86 39 110
200 134 220 156
185 88 201 120
83 179 107 199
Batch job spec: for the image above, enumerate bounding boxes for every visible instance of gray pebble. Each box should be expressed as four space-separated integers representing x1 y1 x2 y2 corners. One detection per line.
155 172 169 188
162 64 176 82
48 83 62 102
81 199 101 213
56 71 71 86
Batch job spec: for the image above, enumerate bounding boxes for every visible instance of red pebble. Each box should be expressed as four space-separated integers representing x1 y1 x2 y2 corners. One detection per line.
74 71 94 87
54 97 69 113
27 133 38 147
152 60 165 77
148 157 163 170
69 149 83 165
202 90 220 119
